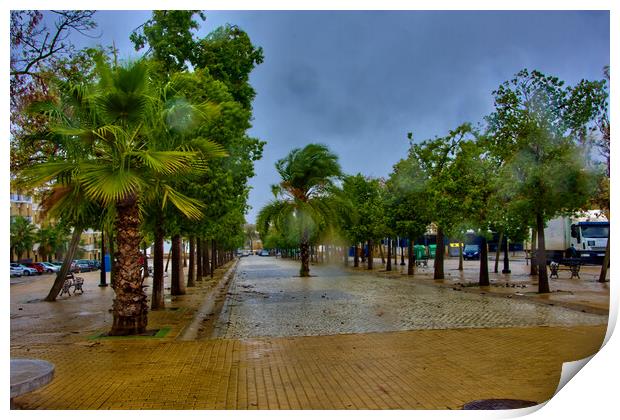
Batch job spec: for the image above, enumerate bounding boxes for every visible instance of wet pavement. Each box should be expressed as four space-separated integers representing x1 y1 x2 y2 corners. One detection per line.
211 256 608 339
9 258 610 409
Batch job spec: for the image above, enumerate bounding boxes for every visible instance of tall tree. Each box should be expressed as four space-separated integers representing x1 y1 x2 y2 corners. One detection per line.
487 69 606 293
258 144 343 277
10 216 36 261
18 59 221 335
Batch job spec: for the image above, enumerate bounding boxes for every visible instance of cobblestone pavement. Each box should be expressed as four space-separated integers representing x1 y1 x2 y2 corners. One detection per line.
212 256 607 339
9 257 611 409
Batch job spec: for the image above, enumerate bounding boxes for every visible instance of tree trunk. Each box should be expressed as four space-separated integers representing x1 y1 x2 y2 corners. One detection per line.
367 239 374 270
536 213 550 294
187 236 196 287
109 197 148 336
204 240 210 276
165 248 171 272
598 232 610 283
407 239 414 275
171 234 185 295
494 231 503 273
379 240 385 264
433 227 444 279
394 240 398 266
99 231 108 287
142 243 149 279
502 235 511 274
300 239 310 277
211 239 216 277
479 236 490 286
530 228 538 276
458 242 463 271
151 226 165 310
196 238 203 279
344 245 349 267
354 244 359 267
44 226 82 301
386 238 392 271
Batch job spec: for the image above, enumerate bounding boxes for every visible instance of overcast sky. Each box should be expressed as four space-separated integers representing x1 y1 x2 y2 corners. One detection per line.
64 10 609 224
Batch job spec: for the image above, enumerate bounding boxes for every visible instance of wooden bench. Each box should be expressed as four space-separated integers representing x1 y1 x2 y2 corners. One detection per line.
60 273 85 296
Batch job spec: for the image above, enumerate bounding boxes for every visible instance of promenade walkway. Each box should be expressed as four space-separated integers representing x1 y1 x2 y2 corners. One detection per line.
9 256 610 409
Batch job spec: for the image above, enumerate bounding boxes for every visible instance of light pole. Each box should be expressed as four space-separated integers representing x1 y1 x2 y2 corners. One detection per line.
98 231 108 287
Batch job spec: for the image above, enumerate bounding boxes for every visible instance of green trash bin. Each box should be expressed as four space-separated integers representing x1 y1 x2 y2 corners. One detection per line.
428 244 437 258
414 245 427 260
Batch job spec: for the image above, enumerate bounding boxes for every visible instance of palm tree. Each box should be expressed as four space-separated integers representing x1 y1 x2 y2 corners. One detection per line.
10 216 36 261
19 58 223 335
258 144 342 277
35 223 67 262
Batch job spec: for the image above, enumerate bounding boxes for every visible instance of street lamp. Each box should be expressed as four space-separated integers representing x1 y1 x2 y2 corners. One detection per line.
98 231 108 287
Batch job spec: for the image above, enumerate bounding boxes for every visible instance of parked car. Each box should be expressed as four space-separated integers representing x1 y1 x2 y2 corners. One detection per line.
72 260 91 272
259 250 270 256
85 260 100 270
24 262 46 274
10 263 39 276
39 262 60 273
10 266 22 277
463 244 481 260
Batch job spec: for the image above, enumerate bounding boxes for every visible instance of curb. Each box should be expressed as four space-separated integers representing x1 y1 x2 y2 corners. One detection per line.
177 258 240 341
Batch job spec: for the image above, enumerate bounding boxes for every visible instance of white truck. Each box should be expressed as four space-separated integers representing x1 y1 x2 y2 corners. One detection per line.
543 210 609 263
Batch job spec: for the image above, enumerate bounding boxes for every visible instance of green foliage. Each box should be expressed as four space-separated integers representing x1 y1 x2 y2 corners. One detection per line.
10 216 36 260
341 174 388 244
258 143 343 252
130 11 206 74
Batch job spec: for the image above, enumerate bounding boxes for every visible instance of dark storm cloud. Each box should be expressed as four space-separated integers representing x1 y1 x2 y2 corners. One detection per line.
67 10 610 223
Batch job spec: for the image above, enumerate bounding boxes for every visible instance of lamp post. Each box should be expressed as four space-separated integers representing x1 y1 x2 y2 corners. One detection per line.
98 231 108 287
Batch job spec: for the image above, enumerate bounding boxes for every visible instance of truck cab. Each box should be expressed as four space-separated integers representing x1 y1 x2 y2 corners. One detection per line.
570 221 609 260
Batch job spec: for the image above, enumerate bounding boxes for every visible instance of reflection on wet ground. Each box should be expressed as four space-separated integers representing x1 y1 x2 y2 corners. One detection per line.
212 256 607 339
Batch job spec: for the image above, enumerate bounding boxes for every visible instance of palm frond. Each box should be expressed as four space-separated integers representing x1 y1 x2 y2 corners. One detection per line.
160 185 204 220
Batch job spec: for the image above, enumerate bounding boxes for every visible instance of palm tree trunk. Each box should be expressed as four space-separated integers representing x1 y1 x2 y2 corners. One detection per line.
458 243 463 271
479 236 490 286
598 233 610 283
171 234 185 295
44 226 82 301
300 240 310 277
536 213 550 294
433 227 444 280
187 236 196 287
151 225 165 310
109 197 148 336
367 239 374 270
386 238 392 271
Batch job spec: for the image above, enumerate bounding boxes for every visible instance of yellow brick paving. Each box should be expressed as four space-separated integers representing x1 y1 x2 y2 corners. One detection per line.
11 325 605 409
10 258 609 410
